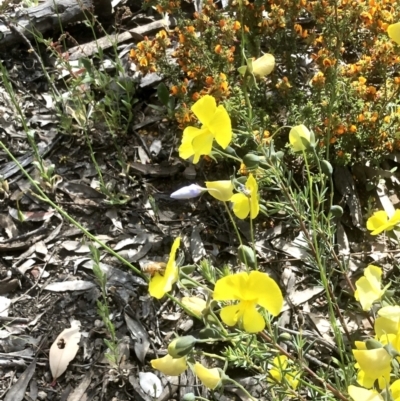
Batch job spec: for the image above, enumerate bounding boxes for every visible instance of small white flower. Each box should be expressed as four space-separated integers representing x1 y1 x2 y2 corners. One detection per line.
170 184 205 199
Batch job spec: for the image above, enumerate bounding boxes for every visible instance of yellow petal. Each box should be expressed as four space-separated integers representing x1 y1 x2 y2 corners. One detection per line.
354 265 383 311
289 125 311 152
367 210 389 235
213 272 249 301
151 354 187 376
194 363 221 390
191 95 217 127
149 237 180 299
387 209 400 228
247 271 283 316
353 348 391 378
388 22 400 45
246 174 259 219
356 369 377 389
220 304 243 326
378 305 400 320
179 126 202 160
208 105 232 149
375 316 399 338
390 379 400 400
242 304 266 333
205 181 234 201
348 385 383 401
191 131 214 163
181 296 207 318
231 193 250 219
252 53 275 78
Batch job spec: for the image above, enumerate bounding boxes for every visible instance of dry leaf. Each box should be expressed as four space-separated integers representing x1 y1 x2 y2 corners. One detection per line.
49 320 81 381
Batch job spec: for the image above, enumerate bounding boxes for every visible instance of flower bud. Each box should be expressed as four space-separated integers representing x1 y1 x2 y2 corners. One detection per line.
365 339 383 350
168 335 197 358
181 297 207 318
238 245 257 269
242 153 260 169
330 205 343 218
171 184 205 199
320 160 333 177
182 393 196 401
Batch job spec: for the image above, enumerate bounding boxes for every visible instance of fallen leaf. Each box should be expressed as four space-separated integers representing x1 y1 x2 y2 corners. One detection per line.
43 281 96 292
139 372 163 397
4 358 36 401
49 320 81 381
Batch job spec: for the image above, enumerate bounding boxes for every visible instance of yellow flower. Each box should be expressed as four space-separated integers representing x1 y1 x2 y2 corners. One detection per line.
252 53 275 78
230 174 259 219
213 271 283 333
348 385 383 401
354 265 384 311
366 209 400 235
181 296 207 318
268 355 300 390
194 363 221 389
149 237 180 299
179 95 232 164
375 305 400 338
205 180 234 201
353 346 391 389
151 354 187 376
391 379 400 401
388 22 400 45
289 125 313 152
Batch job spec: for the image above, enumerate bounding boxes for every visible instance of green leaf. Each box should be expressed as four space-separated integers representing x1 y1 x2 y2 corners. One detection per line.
157 82 170 106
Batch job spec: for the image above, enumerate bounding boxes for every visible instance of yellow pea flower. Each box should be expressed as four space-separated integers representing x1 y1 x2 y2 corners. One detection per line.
268 355 300 390
181 296 207 318
213 271 283 333
194 362 221 389
151 354 187 376
205 180 234 201
366 209 400 235
252 53 275 78
375 305 400 338
388 22 400 45
230 174 259 219
289 125 313 152
354 265 384 311
348 385 383 401
179 95 232 164
149 237 180 299
391 379 400 401
353 346 391 389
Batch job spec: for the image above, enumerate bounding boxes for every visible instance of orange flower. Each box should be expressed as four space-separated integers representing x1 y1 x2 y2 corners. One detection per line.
349 125 357 133
215 44 222 54
129 49 136 59
233 21 241 30
187 26 195 33
192 92 200 101
359 76 367 85
205 76 214 86
219 19 226 28
171 86 179 95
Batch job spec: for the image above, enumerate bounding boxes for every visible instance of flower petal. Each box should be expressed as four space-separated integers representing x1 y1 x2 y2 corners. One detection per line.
390 379 400 400
149 237 180 299
194 363 221 389
191 95 217 127
181 296 207 318
151 354 187 376
348 385 383 401
231 193 250 219
247 271 283 316
170 184 205 199
213 272 250 301
242 304 266 333
252 53 275 78
289 125 311 152
354 265 383 311
179 126 202 160
353 348 391 379
205 180 234 201
388 22 400 45
367 210 389 235
191 131 214 163
246 174 259 219
208 105 232 149
220 304 243 326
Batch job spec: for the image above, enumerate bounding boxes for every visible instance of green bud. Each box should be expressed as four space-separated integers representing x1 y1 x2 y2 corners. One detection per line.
365 339 383 350
385 343 400 358
242 154 260 169
182 393 196 401
278 332 293 342
330 205 343 218
198 327 221 340
320 160 333 177
238 245 257 269
168 336 197 358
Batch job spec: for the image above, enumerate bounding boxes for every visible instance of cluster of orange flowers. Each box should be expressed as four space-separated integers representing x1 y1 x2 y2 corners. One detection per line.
129 30 170 74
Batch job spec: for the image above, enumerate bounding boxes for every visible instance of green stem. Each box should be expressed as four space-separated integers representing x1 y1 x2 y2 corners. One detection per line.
224 378 258 401
0 141 145 279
